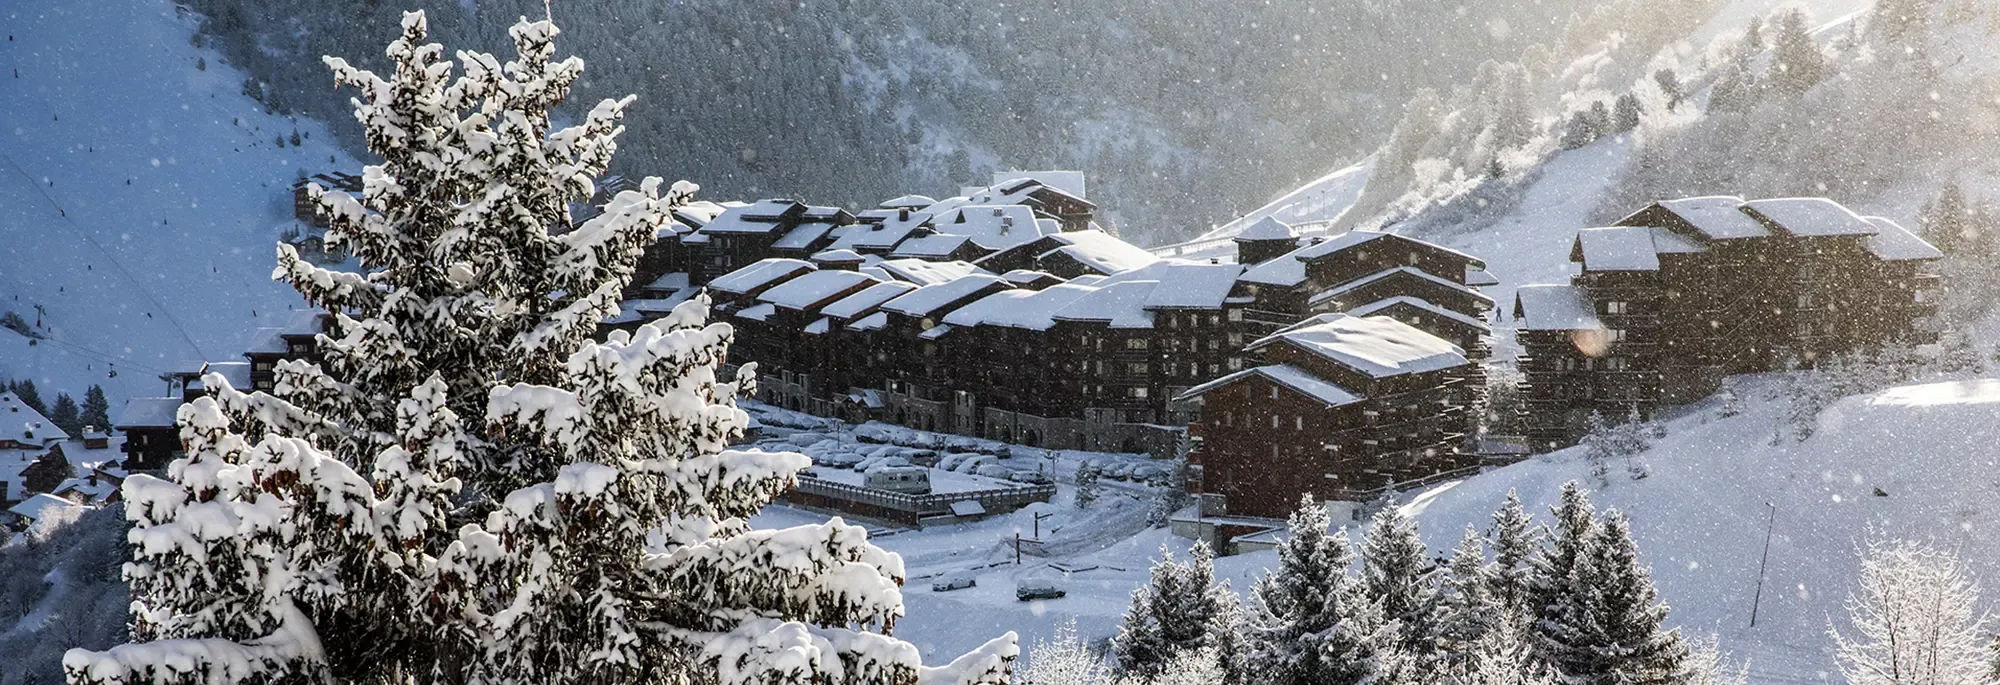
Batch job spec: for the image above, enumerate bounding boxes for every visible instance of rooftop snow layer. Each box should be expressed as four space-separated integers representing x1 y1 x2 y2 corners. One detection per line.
1651 196 1770 240
931 204 1052 251
115 397 184 428
847 312 889 331
1250 314 1467 378
1235 216 1300 241
1309 266 1493 306
880 274 1012 318
833 211 931 251
699 202 793 234
944 284 1098 331
1513 284 1604 331
771 221 839 250
810 248 867 263
734 303 777 321
8 493 82 522
0 392 66 445
1122 262 1244 309
890 234 975 259
880 194 937 209
1052 280 1159 329
1744 198 1879 238
757 270 882 311
708 258 815 295
1465 267 1501 287
1178 364 1361 406
188 361 253 392
1862 217 1945 261
876 259 983 286
1040 231 1158 274
1346 296 1491 332
1574 227 1662 271
821 281 921 320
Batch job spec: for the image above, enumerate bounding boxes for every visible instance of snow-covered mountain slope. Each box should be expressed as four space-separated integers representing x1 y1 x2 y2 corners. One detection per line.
1184 158 1375 246
0 0 350 404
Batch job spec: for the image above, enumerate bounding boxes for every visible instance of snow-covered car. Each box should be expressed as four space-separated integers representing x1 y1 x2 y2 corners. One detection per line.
974 464 1014 480
1008 470 1052 484
931 573 977 592
1015 577 1067 601
864 465 933 494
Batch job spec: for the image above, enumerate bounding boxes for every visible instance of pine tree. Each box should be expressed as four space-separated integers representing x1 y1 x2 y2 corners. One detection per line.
1077 463 1103 508
1611 93 1642 133
1652 69 1683 111
49 392 81 438
1360 504 1442 677
66 12 1013 685
1437 526 1499 679
1027 619 1110 685
81 385 110 432
1115 543 1233 682
1769 9 1827 95
1247 497 1356 685
1582 512 1688 685
1921 181 1970 255
1581 411 1614 487
1716 385 1743 418
1488 489 1538 625
1529 482 1600 677
12 379 46 416
1207 585 1248 685
1559 110 1599 150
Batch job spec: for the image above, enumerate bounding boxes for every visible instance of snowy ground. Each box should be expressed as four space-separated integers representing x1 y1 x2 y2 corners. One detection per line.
0 0 351 403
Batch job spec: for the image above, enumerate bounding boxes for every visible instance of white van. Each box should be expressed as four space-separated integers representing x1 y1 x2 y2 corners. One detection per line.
864 466 933 494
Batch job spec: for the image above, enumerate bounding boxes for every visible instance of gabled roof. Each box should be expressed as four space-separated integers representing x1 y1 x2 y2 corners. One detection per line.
188 361 253 393
1177 364 1361 407
880 194 938 209
930 204 1053 251
0 392 65 445
875 259 983 286
115 397 184 429
1235 216 1299 241
1646 196 1770 240
1290 229 1481 265
821 281 921 320
1249 314 1467 379
1743 198 1878 238
847 311 889 331
1101 261 1243 310
1513 284 1603 331
1345 296 1490 332
890 234 975 259
1465 267 1500 287
8 493 81 522
699 202 796 234
943 284 1098 331
771 221 839 250
1862 217 1945 261
707 258 814 295
1038 230 1158 274
734 303 777 321
834 211 931 251
1308 266 1493 307
880 274 1012 318
1571 226 1710 272
810 248 867 264
756 270 882 311
1051 280 1158 329
1001 269 1062 287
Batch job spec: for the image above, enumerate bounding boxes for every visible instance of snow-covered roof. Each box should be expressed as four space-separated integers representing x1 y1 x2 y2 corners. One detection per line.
1574 227 1661 271
672 201 729 228
1104 261 1243 310
1250 314 1467 379
0 392 66 445
1177 364 1361 407
875 258 982 286
1651 196 1770 240
606 291 701 324
1039 230 1157 274
881 274 1012 318
756 270 882 311
771 221 839 250
919 325 953 340
1346 296 1490 332
646 272 691 291
1744 198 1878 238
1513 284 1604 331
1309 266 1493 307
707 258 814 295
804 318 832 335
930 205 1053 251
243 327 289 354
821 281 921 320
880 194 938 209
1862 217 1944 261
847 312 889 331
1235 216 1299 241
734 303 777 321
699 203 793 234
8 493 81 522
810 248 866 264
943 284 1098 331
188 361 253 393
1291 229 1480 264
1001 269 1060 285
889 234 975 259
1238 248 1310 286
992 170 1088 199
741 199 805 220
1465 267 1500 287
1052 280 1158 329
833 211 931 251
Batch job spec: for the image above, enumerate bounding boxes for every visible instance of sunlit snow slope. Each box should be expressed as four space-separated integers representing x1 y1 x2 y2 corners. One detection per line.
0 0 351 403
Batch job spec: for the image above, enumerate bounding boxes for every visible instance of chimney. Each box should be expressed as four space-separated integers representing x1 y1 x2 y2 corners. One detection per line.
898 208 909 221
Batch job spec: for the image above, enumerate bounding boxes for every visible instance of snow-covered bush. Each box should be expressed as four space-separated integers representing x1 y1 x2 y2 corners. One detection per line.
65 12 1011 685
1832 539 1990 685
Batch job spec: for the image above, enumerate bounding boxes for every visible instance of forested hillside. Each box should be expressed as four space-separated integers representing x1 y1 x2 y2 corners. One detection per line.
183 0 1711 244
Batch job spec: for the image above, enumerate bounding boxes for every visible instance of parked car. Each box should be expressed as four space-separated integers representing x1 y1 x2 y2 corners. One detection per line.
864 465 933 494
1008 470 1052 485
1015 577 1067 601
931 573 977 592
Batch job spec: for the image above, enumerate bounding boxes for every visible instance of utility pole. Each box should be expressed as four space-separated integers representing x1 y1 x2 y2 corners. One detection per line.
1033 511 1054 539
1750 502 1776 628
1015 533 1022 565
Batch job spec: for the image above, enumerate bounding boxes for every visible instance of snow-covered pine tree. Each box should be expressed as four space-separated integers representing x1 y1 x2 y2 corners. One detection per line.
1559 110 1599 150
1077 463 1103 508
1115 543 1231 682
1206 582 1247 685
1437 526 1499 679
1359 504 1443 676
1148 432 1194 526
1579 512 1687 685
1716 385 1743 418
1528 482 1600 677
1487 489 1538 626
66 12 1013 685
1768 8 1827 95
12 379 46 415
82 385 111 432
1611 94 1642 133
1581 411 1614 487
1247 496 1342 685
1833 539 1991 685
49 392 82 438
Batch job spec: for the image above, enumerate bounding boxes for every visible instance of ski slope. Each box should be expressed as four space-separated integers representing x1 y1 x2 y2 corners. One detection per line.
0 0 352 404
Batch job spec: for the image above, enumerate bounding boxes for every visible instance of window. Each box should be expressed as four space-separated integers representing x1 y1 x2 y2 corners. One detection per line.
1208 314 1220 326
1228 332 1243 346
1605 357 1628 371
1608 328 1627 342
1604 301 1628 315
1409 250 1421 264
1227 309 1243 322
1271 415 1280 428
1126 338 1149 350
1797 293 1815 309
1128 362 1149 375
1129 387 1149 399
1207 339 1220 351
254 361 274 373
1295 416 1304 430
1229 357 1243 371
1224 411 1233 427
1270 386 1280 400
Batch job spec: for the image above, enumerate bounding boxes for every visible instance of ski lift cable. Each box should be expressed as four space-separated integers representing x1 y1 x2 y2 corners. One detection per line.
0 151 211 363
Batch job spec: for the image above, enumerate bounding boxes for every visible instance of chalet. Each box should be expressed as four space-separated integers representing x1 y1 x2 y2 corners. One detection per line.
2 445 74 505
1515 196 1942 449
1233 216 1302 265
243 311 329 393
973 230 1160 279
0 391 67 449
290 172 363 228
115 397 184 471
1176 314 1474 520
6 492 82 531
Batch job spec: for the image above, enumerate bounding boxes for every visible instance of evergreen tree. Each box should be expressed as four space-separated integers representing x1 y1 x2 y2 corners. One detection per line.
1359 504 1443 676
1529 482 1600 676
12 379 46 416
1488 489 1538 625
1768 9 1827 95
1652 68 1683 111
1114 543 1235 683
1077 463 1103 508
49 392 82 438
1247 496 1387 685
1716 385 1744 418
1581 411 1615 486
1559 110 1598 150
1921 181 1970 255
1611 93 1642 133
66 13 1013 685
81 385 110 432
1437 526 1500 679
1581 512 1688 685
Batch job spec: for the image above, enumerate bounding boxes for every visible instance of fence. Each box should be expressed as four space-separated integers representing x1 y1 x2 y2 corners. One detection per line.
784 476 1058 526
